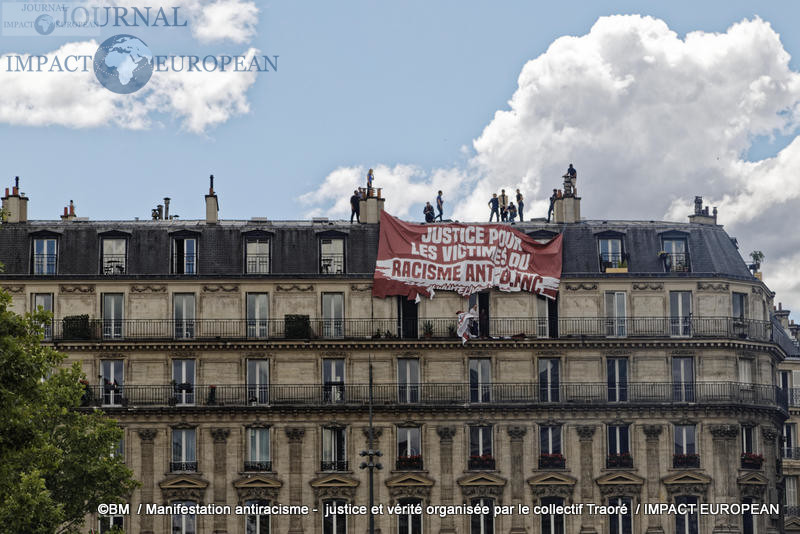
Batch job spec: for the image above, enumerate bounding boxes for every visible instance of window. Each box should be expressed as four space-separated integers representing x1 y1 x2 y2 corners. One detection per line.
32 293 53 339
469 358 491 403
171 500 197 534
468 425 493 470
246 427 271 471
99 515 124 533
101 238 126 274
322 292 344 338
111 435 124 460
609 496 632 534
32 238 57 274
173 294 195 339
784 424 797 459
539 425 564 469
172 237 197 274
172 359 196 406
598 237 623 270
171 429 197 472
539 358 560 402
607 358 628 402
733 292 748 320
672 357 695 402
742 426 757 454
322 499 346 534
675 496 698 534
669 291 692 337
469 292 490 337
536 296 549 338
397 498 422 534
787 476 798 508
662 238 690 272
398 358 419 403
607 424 631 468
246 238 270 274
741 425 762 469
605 291 627 337
470 497 494 534
100 360 124 406
397 426 422 470
245 499 270 534
540 496 564 534
739 359 755 384
322 359 344 403
321 427 347 471
320 238 344 274
102 293 123 339
397 297 418 338
742 497 757 534
673 425 698 468
779 371 791 391
247 293 269 338
247 359 269 405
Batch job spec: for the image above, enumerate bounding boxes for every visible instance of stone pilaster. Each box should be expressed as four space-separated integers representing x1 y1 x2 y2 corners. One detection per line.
576 425 597 534
137 429 157 534
642 425 665 534
709 424 739 533
437 426 457 534
761 426 779 524
210 428 230 534
507 426 527 534
286 427 306 534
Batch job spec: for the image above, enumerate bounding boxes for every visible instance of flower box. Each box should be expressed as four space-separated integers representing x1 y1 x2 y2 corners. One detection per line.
740 453 763 470
672 453 700 469
468 454 495 470
606 453 633 468
538 453 566 469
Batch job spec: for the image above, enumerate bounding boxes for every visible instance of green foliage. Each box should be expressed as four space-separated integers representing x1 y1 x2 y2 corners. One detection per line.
749 250 765 266
61 314 93 340
0 290 138 533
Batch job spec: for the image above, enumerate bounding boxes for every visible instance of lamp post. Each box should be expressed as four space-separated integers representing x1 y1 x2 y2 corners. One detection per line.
359 355 382 534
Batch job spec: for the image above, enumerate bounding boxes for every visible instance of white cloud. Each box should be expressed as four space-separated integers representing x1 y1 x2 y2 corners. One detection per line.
0 42 260 133
302 15 800 315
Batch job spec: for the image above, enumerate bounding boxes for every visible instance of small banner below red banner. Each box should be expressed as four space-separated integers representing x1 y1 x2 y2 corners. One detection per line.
372 213 563 301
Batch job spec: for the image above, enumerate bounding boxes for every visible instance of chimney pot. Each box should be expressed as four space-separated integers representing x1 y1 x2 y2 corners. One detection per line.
779 302 783 311
209 174 215 195
63 207 68 216
69 200 75 216
4 188 7 197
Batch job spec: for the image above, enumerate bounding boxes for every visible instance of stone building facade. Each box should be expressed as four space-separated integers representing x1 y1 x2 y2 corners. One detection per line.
1 179 796 534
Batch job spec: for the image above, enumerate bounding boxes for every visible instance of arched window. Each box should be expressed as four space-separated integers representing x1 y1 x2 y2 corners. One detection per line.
397 498 423 534
470 497 493 534
245 499 270 534
323 499 347 534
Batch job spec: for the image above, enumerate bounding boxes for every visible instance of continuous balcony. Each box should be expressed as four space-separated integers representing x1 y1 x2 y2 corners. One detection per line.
78 381 788 414
47 316 776 343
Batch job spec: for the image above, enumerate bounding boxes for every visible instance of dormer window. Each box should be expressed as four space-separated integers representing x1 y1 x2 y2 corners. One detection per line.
102 238 127 274
662 237 690 272
172 237 197 275
246 238 270 274
32 237 57 274
598 237 623 271
320 238 345 274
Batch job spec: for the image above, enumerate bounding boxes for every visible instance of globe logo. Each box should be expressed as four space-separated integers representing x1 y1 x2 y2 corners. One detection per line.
34 14 56 36
93 34 154 94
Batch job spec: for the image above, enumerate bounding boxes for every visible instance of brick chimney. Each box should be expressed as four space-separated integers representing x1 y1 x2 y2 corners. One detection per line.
205 175 219 224
688 196 717 225
60 200 77 221
1 176 29 223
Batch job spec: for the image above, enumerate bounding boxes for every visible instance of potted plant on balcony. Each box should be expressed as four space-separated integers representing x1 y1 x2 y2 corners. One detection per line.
606 451 633 468
422 321 434 339
538 453 566 469
741 452 764 469
672 453 700 469
468 453 495 470
396 454 423 470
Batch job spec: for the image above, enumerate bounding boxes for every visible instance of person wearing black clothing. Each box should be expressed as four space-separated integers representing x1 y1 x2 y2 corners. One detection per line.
547 189 557 223
436 190 444 221
508 202 517 223
350 190 361 223
488 194 500 222
499 189 509 221
516 189 524 222
423 202 435 223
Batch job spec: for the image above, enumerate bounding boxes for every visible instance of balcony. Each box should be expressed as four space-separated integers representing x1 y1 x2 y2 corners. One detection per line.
538 454 566 469
171 253 197 275
101 254 127 275
783 448 800 460
599 252 627 273
244 460 272 472
661 252 691 273
78 381 788 414
170 461 197 472
321 460 348 472
672 453 700 469
32 253 57 275
320 254 344 274
396 455 424 470
740 453 764 470
45 316 774 343
468 455 495 470
786 505 800 517
246 254 270 274
606 453 633 469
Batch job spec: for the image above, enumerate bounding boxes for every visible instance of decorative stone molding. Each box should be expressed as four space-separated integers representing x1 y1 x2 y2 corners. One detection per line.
633 282 664 291
130 285 167 293
662 472 711 500
761 426 778 442
437 426 457 442
737 472 768 499
642 425 663 441
528 472 577 501
576 425 596 441
595 472 644 498
276 284 314 292
361 426 384 440
1 285 24 294
564 283 598 291
751 286 763 296
202 284 239 293
210 428 230 443
309 474 359 504
137 428 157 442
696 281 729 292
458 472 507 502
285 427 305 443
709 424 739 440
385 473 435 503
507 426 527 441
350 284 372 292
60 284 95 294
160 475 209 503
233 475 283 504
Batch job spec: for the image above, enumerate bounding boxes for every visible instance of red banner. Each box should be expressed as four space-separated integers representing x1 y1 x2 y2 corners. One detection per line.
372 213 563 300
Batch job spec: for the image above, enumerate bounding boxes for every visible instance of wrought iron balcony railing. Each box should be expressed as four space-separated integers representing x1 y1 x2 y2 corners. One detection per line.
782 447 800 460
45 316 775 343
77 381 788 414
468 456 495 470
538 454 566 469
169 461 197 472
396 456 424 470
32 253 57 275
101 254 127 274
246 254 270 274
786 505 800 517
244 460 272 472
320 254 344 274
606 453 633 469
662 252 691 272
672 453 700 469
320 460 348 472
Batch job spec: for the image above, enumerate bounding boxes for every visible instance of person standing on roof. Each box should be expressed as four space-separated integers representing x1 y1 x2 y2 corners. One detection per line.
488 193 500 222
367 168 375 196
436 190 444 221
350 190 361 223
499 189 509 221
516 189 524 222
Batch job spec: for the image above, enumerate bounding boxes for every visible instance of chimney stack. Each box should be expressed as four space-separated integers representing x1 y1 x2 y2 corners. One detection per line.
164 197 170 220
552 172 581 224
205 174 219 224
688 196 717 225
61 200 77 220
1 176 29 223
